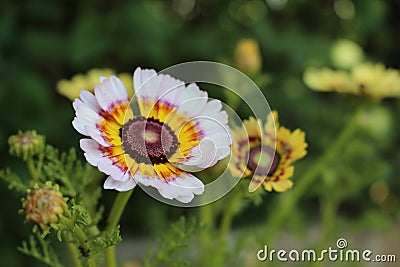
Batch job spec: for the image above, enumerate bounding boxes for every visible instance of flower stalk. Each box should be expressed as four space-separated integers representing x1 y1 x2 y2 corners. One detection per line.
262 105 364 242
63 232 83 267
59 216 97 267
26 158 39 182
214 185 243 267
198 202 216 266
105 189 134 267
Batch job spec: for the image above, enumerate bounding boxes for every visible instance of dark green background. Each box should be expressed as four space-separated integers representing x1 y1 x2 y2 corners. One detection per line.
0 0 399 266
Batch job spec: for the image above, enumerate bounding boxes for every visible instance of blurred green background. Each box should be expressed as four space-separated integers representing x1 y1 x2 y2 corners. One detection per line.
0 0 399 266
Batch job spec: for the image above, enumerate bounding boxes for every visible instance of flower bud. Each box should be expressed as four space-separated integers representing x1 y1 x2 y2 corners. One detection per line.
234 39 262 74
9 130 45 161
22 182 67 229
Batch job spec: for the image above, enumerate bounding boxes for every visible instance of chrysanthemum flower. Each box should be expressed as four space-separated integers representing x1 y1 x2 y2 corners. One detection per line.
72 68 231 203
57 68 134 100
229 111 307 193
304 63 400 100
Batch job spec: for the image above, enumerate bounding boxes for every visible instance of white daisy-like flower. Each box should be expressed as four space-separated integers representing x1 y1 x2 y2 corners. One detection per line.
72 67 231 203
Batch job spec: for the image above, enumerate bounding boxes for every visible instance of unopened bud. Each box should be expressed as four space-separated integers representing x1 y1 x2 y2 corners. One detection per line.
22 182 67 229
234 39 262 74
9 130 45 161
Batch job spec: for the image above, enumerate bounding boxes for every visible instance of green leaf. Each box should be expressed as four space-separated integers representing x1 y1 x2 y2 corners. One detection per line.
18 233 64 267
0 169 28 193
144 217 198 267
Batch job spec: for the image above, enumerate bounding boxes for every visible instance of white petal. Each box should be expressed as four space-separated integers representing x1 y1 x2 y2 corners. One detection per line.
207 132 232 147
217 146 231 160
196 117 229 137
110 76 129 100
115 178 136 191
85 126 110 147
104 176 120 189
75 105 101 129
174 194 193 203
200 100 228 124
104 176 136 191
134 171 204 203
72 99 83 111
172 84 208 119
98 157 130 181
160 173 204 203
181 116 231 168
156 74 185 103
72 117 88 136
184 139 219 168
80 90 101 112
157 182 181 200
94 76 128 112
170 173 204 195
133 68 157 99
80 139 103 166
133 67 185 106
176 99 208 119
73 91 104 136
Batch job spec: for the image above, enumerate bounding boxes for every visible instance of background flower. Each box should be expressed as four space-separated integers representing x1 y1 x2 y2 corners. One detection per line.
330 39 364 69
230 111 307 192
57 69 134 100
304 63 400 99
234 39 262 74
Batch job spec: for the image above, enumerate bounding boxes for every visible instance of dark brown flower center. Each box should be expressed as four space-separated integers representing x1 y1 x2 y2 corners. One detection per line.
121 117 179 164
247 145 280 176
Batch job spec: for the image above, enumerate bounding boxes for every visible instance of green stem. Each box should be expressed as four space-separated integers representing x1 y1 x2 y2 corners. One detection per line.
105 189 134 267
214 186 243 267
321 199 338 244
312 196 340 267
262 107 363 242
198 202 216 266
62 232 83 267
27 158 39 182
59 216 97 267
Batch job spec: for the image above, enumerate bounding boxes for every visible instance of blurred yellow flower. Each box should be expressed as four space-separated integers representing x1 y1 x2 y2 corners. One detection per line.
330 39 363 69
234 39 262 74
229 111 307 193
303 67 354 93
304 63 400 100
351 63 400 99
57 69 134 100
